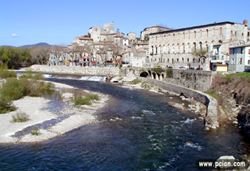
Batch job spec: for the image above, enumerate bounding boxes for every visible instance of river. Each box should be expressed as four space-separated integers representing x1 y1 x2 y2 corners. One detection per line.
0 77 250 171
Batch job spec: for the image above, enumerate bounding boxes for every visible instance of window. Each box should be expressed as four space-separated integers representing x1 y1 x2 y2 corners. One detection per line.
193 42 197 52
187 58 189 62
194 31 196 38
199 42 202 50
206 29 209 37
220 27 222 35
182 57 184 61
248 60 250 65
193 58 195 63
248 49 250 55
240 47 244 54
239 58 243 64
177 58 179 62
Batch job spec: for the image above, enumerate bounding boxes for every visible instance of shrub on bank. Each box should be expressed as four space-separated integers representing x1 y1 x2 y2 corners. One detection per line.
0 78 55 114
73 93 100 106
0 78 55 102
0 65 16 78
130 78 141 85
141 82 151 90
165 68 173 78
0 101 15 114
20 70 44 80
31 128 40 136
0 78 26 101
12 112 29 123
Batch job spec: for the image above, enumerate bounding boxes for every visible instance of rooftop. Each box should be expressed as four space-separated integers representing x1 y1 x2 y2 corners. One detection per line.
149 21 236 35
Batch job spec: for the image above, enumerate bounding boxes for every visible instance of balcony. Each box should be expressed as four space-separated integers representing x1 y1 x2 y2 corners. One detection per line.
210 54 226 63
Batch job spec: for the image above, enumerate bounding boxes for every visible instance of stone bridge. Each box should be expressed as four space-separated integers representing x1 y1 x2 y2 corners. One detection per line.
122 67 214 91
29 65 214 91
29 65 121 77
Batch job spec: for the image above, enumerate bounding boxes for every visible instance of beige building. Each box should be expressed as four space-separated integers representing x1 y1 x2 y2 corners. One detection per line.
141 25 170 41
148 20 250 71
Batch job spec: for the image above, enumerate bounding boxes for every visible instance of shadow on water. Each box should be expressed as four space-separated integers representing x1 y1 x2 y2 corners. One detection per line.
0 78 250 171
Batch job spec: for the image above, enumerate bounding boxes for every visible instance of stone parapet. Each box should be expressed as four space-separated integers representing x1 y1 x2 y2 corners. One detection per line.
29 65 120 76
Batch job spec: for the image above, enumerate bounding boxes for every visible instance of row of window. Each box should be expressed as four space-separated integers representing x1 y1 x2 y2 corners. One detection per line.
151 57 205 63
151 41 211 54
151 27 224 40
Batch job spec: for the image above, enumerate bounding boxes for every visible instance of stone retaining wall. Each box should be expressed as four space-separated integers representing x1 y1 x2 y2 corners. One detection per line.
29 65 120 76
144 78 219 129
169 69 214 91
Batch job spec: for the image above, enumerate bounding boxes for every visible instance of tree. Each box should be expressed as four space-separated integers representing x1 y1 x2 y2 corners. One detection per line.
192 49 208 64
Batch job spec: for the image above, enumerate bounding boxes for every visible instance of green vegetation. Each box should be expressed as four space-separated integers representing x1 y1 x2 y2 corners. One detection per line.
0 47 32 69
165 68 173 78
205 89 220 99
130 78 141 85
152 66 164 74
141 82 151 90
31 128 40 136
12 112 29 123
192 49 208 58
0 78 54 101
225 72 250 81
0 101 15 114
207 72 250 107
0 77 54 114
0 46 51 69
73 93 100 106
20 70 44 80
0 65 16 78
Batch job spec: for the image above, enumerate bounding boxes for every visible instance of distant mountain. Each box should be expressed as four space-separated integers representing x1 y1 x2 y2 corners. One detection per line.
19 42 51 48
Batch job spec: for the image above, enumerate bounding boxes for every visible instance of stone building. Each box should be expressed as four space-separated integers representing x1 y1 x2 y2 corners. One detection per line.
141 25 170 41
127 32 137 44
122 47 147 67
148 21 250 71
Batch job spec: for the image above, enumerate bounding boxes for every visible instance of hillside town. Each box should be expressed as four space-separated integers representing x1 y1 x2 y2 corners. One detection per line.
49 20 250 72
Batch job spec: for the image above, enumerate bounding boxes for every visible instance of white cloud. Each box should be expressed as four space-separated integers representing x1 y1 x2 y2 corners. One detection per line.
11 33 19 37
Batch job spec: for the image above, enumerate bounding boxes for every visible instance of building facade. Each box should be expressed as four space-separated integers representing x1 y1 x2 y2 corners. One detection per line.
229 44 250 72
148 21 250 71
141 25 170 41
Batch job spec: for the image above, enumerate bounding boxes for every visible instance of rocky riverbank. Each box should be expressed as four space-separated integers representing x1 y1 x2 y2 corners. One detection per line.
0 82 109 143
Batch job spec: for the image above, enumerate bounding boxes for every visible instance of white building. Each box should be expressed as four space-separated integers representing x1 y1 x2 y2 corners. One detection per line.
229 44 250 72
148 20 250 71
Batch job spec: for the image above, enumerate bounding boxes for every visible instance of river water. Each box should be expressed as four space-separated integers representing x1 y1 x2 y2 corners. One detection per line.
0 78 250 171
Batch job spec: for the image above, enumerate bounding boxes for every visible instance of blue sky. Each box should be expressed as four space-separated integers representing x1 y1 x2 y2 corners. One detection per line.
1 0 250 46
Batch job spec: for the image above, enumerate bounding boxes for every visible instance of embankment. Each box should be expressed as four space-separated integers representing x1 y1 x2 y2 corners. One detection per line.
141 78 219 130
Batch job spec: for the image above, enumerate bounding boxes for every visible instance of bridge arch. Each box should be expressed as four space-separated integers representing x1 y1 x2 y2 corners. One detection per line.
140 71 149 77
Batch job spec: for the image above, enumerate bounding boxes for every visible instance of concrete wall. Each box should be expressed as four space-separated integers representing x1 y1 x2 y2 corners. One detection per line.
143 78 219 129
29 65 120 76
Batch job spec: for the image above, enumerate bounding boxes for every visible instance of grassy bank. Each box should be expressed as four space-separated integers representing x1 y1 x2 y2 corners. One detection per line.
205 72 250 120
0 68 54 114
73 93 100 106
